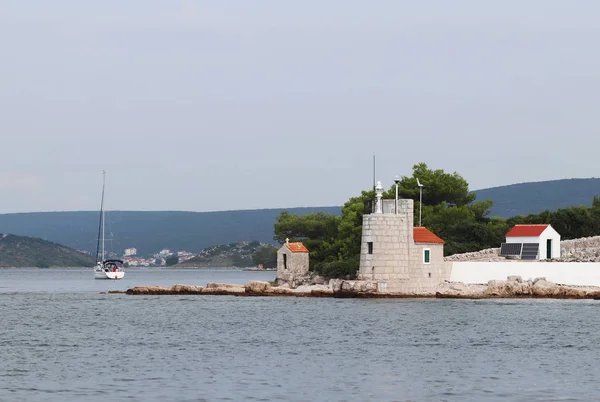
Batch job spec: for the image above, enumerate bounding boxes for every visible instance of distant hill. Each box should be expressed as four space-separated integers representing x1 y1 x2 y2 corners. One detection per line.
1 178 599 258
0 233 95 268
177 240 269 268
473 178 600 218
0 207 341 258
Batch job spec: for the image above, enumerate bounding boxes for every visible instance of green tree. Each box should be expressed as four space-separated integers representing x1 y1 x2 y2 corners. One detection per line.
335 190 374 260
273 211 340 270
252 245 278 268
165 255 179 266
385 162 476 207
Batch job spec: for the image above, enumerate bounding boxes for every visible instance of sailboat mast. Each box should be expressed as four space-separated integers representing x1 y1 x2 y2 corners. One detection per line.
96 170 106 264
102 171 106 262
95 171 106 264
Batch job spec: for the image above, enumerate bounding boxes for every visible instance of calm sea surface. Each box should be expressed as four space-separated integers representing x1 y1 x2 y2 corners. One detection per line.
2 268 600 401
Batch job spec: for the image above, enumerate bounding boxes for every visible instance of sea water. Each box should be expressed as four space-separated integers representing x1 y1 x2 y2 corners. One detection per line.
1 268 600 401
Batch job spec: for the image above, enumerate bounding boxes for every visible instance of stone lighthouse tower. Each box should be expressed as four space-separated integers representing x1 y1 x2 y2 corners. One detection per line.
357 179 451 294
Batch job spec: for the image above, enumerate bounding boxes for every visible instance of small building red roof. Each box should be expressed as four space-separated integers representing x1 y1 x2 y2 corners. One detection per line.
413 227 445 244
506 224 549 237
286 242 309 253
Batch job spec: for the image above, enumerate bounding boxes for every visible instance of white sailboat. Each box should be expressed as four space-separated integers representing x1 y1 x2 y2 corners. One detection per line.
93 171 125 280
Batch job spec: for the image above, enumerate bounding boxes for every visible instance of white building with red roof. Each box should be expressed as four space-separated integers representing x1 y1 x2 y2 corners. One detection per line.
501 224 561 260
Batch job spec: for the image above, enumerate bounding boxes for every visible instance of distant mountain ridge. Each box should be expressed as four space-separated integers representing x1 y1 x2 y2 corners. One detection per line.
473 178 600 218
0 207 341 257
0 178 599 257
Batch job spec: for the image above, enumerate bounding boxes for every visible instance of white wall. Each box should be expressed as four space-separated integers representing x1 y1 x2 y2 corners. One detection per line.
506 236 539 244
542 227 561 259
451 262 600 286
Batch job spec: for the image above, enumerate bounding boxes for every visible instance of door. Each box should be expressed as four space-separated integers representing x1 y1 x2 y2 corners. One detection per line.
546 239 552 259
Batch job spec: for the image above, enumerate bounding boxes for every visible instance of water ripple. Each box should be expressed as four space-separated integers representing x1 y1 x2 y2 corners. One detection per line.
2 271 600 401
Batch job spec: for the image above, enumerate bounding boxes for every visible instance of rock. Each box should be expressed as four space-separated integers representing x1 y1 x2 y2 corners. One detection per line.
435 281 487 298
329 279 344 292
171 284 203 294
245 280 271 293
267 287 294 295
205 282 245 289
507 275 522 283
311 275 326 285
360 282 378 292
311 289 334 297
531 279 560 297
435 279 600 299
292 285 315 294
126 286 172 295
202 286 246 295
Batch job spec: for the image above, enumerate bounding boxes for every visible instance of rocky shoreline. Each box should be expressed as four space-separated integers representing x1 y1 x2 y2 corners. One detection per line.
119 277 600 299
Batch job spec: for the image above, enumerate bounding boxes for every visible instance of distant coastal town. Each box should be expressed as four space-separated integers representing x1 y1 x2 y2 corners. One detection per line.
77 247 195 267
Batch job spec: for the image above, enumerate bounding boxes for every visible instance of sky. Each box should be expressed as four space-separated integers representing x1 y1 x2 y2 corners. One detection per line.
1 1 599 213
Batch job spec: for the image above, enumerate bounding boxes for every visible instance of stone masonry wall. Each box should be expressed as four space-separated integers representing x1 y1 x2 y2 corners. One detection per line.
276 247 309 287
389 243 451 294
357 213 410 283
358 198 451 294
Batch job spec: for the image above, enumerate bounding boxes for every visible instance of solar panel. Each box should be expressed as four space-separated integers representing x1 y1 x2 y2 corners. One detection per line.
499 243 522 256
521 243 539 260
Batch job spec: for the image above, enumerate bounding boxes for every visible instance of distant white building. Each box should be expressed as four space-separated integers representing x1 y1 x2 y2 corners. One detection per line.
124 247 137 256
501 224 561 260
159 249 172 257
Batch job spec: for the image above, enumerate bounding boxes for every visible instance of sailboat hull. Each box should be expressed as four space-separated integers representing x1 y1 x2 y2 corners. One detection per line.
94 270 125 280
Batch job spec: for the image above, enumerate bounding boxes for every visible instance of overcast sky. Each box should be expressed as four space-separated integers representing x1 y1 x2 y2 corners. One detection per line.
1 1 598 213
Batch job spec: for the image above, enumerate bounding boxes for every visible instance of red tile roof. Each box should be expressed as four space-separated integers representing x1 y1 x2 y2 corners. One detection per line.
413 227 445 244
286 242 309 253
506 224 549 237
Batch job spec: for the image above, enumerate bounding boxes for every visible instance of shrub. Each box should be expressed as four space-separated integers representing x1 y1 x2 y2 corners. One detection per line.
313 256 359 279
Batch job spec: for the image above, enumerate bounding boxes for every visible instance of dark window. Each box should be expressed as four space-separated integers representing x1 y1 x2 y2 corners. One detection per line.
367 242 373 254
283 254 287 269
424 249 430 264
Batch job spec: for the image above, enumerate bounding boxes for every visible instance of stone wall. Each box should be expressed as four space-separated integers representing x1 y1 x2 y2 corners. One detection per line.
444 247 503 262
400 243 451 294
560 236 600 261
276 246 309 287
357 201 412 283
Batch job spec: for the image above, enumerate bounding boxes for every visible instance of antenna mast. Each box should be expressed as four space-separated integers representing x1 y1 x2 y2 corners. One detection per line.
373 154 376 191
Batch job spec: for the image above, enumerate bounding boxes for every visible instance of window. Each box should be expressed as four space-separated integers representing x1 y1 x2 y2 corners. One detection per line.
423 249 431 264
283 254 287 269
367 242 373 254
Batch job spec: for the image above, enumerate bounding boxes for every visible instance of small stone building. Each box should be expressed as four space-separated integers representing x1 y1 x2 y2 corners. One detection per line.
357 181 451 294
500 224 561 260
276 239 310 287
